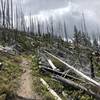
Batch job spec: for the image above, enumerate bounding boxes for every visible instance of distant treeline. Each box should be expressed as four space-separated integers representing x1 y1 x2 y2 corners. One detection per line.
0 0 99 51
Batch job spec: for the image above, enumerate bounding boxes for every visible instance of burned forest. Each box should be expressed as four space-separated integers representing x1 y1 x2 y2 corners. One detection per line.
0 0 100 100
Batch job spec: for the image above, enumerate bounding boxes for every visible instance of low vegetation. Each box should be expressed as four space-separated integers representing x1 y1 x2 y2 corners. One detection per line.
0 54 22 100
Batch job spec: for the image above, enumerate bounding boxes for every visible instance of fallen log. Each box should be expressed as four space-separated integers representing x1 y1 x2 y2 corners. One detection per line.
47 59 86 82
40 66 62 75
47 59 57 70
40 78 62 100
53 75 100 99
44 50 100 88
40 66 85 82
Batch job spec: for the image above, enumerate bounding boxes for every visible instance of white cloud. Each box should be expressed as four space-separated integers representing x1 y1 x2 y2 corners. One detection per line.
25 1 99 24
22 0 100 35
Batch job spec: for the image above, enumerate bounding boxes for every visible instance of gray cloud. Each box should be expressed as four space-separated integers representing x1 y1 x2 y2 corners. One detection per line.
14 0 100 36
17 0 68 14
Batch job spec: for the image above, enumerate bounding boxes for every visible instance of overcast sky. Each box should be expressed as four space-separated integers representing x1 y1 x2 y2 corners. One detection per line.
14 0 100 36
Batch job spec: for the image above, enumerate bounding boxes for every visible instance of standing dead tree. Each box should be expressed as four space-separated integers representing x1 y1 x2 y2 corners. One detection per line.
82 13 88 36
49 17 54 38
0 0 6 27
20 9 26 32
0 6 1 26
15 6 18 30
6 0 10 28
29 13 35 36
10 0 13 29
37 20 41 36
64 21 68 43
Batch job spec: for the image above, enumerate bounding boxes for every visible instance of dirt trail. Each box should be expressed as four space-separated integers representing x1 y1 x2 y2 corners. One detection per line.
17 58 40 100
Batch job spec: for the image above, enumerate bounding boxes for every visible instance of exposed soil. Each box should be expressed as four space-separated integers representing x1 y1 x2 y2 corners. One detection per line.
17 58 41 100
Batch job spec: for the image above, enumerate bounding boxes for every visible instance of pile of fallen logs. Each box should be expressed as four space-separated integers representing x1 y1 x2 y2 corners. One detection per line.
39 50 100 99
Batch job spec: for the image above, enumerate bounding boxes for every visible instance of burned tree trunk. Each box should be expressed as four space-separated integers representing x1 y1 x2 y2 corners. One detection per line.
88 52 95 78
90 56 95 79
0 62 3 70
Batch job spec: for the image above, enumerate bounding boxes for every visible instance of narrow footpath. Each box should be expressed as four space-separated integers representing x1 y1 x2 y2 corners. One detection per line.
17 58 40 100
